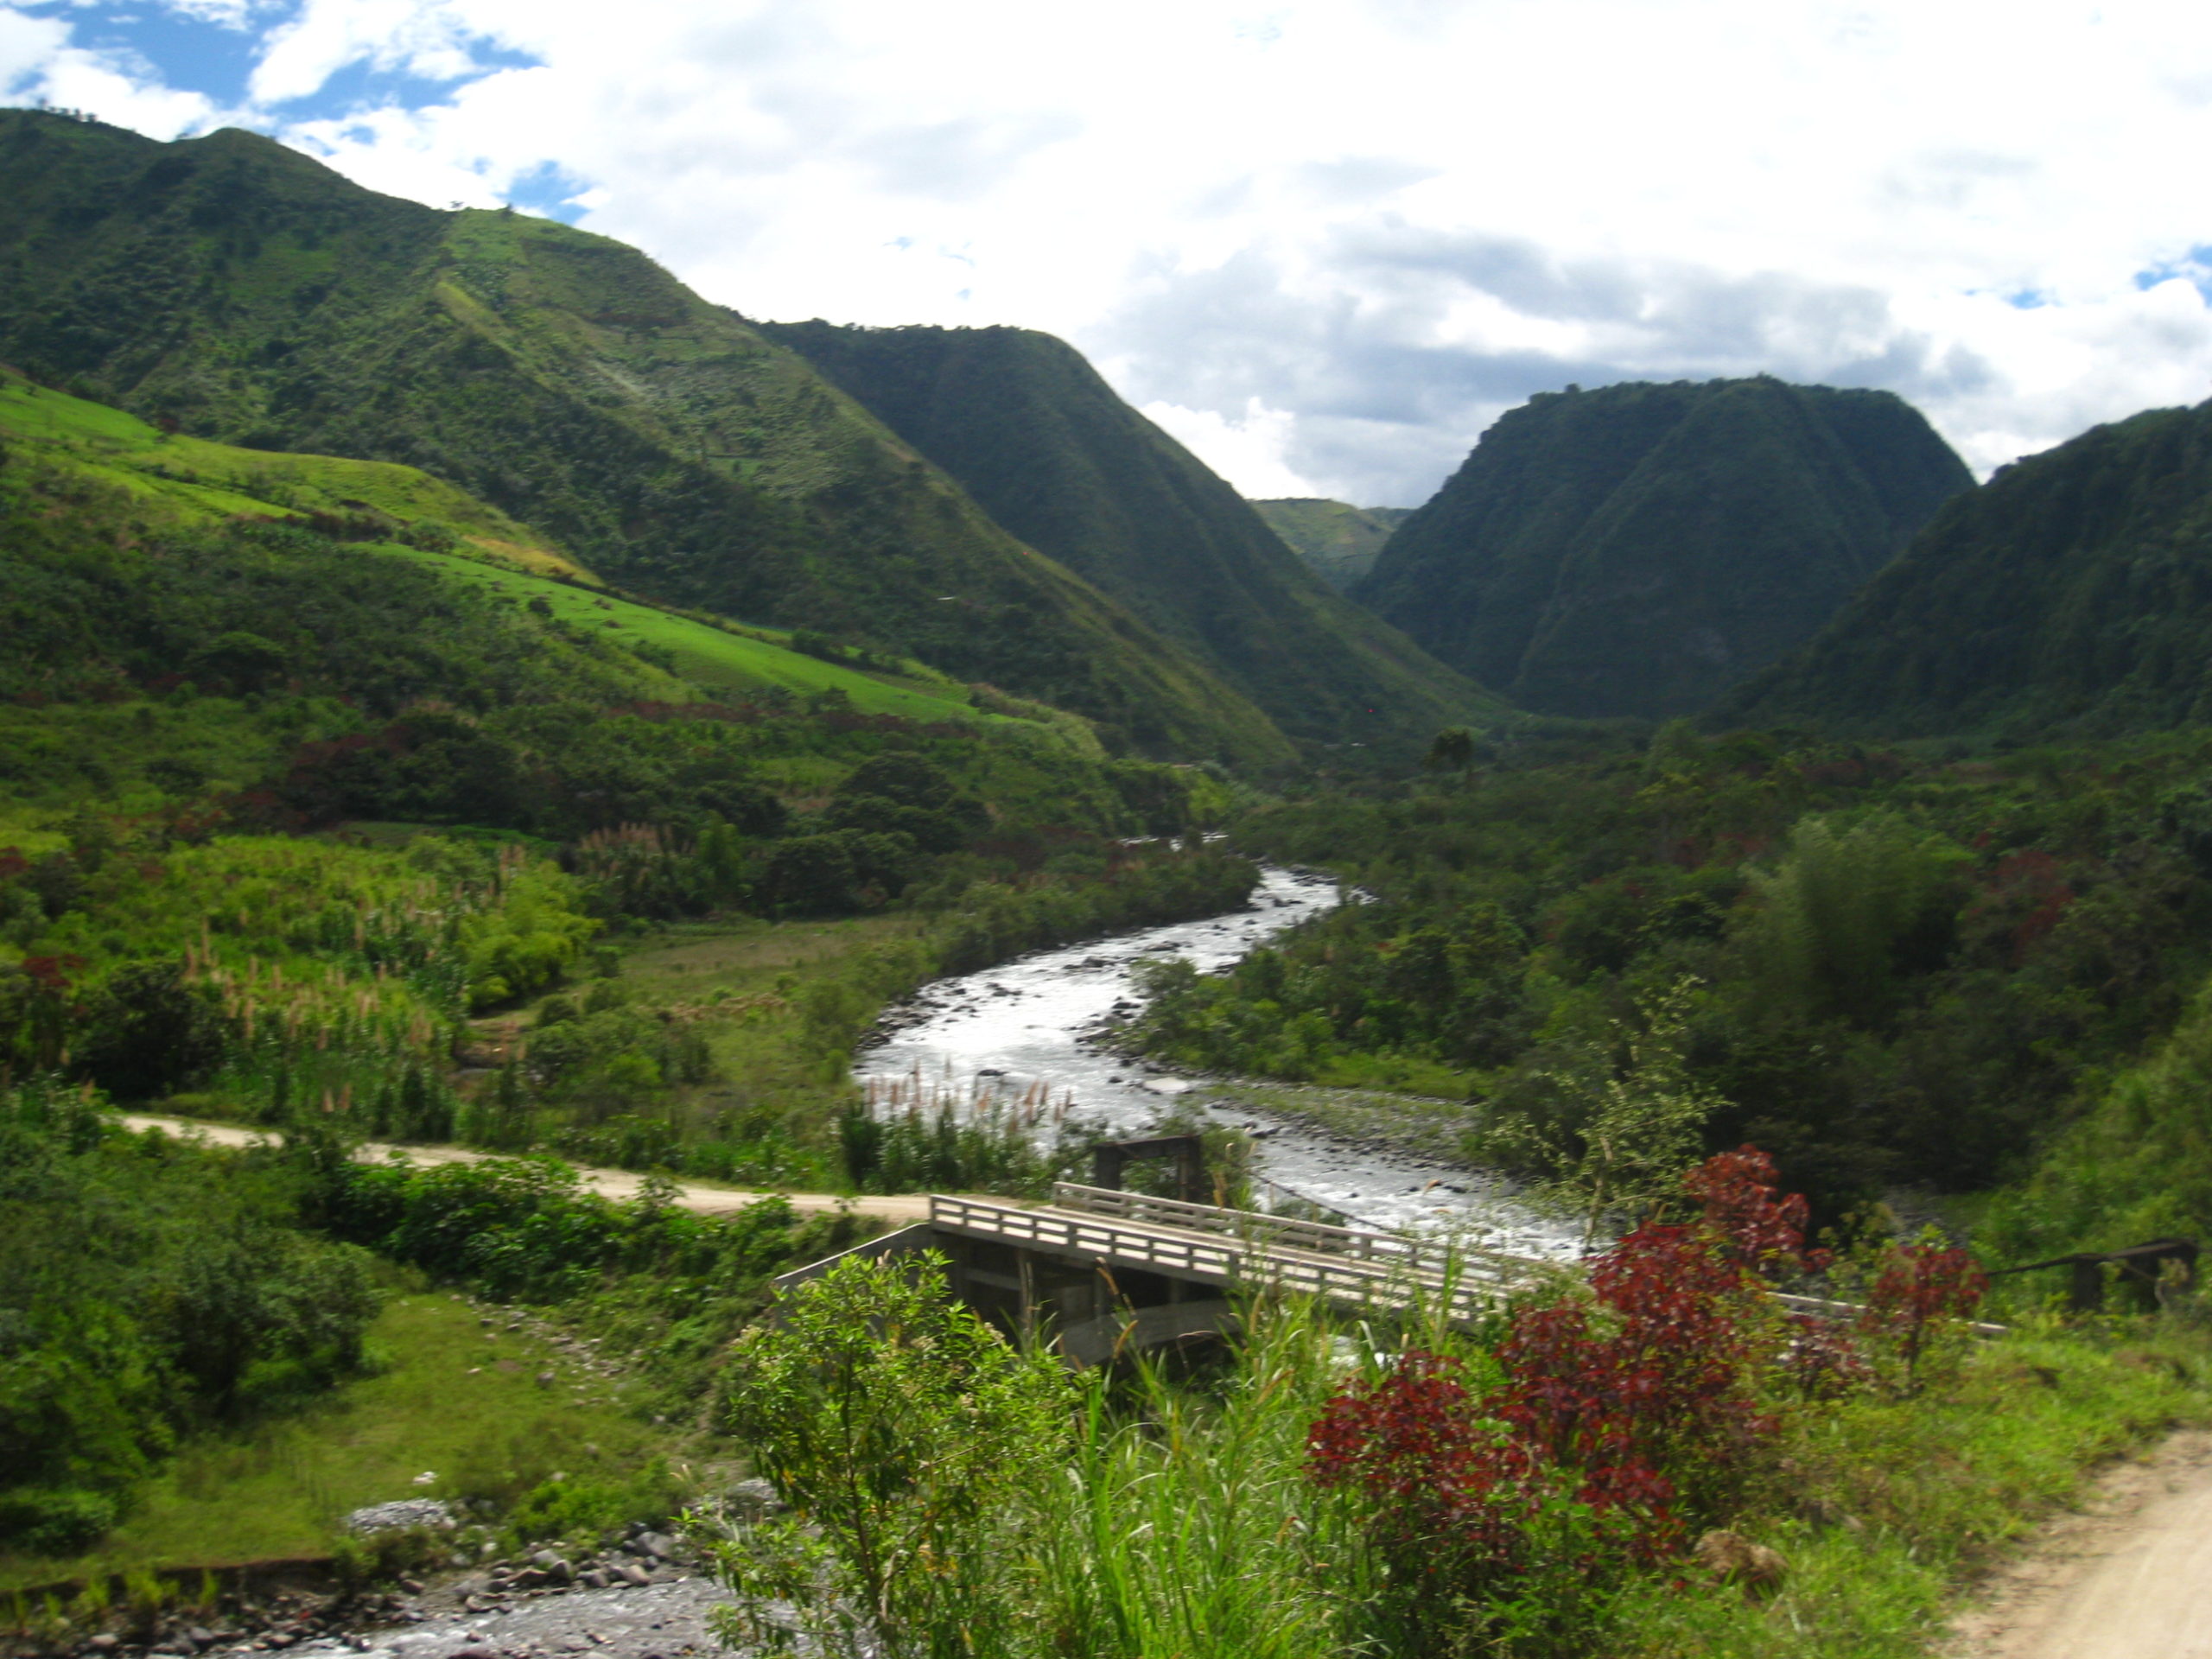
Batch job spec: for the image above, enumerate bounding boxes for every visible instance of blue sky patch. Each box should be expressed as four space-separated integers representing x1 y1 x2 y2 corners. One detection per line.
54 2 266 107
504 160 588 224
2133 246 2212 296
275 41 534 123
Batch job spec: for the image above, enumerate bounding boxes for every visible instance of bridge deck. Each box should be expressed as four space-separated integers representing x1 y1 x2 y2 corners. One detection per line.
927 1192 1544 1319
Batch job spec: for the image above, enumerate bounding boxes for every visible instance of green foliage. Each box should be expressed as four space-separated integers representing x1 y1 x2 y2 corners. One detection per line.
1248 498 1410 594
1479 975 1723 1243
0 1086 380 1554
712 1252 1076 1658
1727 393 2212 740
1987 970 2212 1259
1355 377 1972 717
0 827 591 1116
1742 814 1969 1024
762 321 1497 762
0 111 1287 768
1138 728 2212 1221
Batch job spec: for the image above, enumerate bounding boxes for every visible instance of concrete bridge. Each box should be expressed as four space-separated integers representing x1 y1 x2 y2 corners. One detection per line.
771 1182 1551 1366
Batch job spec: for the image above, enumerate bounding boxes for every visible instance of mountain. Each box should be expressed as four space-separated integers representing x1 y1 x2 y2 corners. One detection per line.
1249 499 1412 593
0 110 1292 770
757 321 1502 757
1723 397 2212 738
1351 378 1974 720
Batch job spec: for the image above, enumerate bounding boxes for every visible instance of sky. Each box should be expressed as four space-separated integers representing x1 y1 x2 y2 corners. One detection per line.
7 0 2212 505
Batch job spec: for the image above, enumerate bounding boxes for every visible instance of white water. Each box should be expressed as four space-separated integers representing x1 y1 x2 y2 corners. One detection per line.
855 865 1576 1254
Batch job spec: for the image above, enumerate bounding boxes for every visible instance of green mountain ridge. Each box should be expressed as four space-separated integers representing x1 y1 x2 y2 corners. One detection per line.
0 110 1293 770
1249 499 1412 594
1354 377 1974 720
758 321 1502 759
1722 395 2212 738
0 365 1039 732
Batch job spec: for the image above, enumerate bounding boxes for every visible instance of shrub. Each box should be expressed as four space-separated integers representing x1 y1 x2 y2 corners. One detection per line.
1306 1147 1825 1653
0 1487 118 1555
712 1251 1074 1658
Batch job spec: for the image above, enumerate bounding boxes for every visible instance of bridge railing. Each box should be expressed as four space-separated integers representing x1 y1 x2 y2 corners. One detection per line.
931 1193 1532 1318
1050 1181 1540 1282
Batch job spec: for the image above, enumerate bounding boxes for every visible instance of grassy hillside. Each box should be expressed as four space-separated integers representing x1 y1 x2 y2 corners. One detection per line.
0 110 1291 769
0 368 1255 1228
1725 397 2212 740
0 366 1017 728
760 321 1502 760
1354 378 1974 719
1249 498 1410 593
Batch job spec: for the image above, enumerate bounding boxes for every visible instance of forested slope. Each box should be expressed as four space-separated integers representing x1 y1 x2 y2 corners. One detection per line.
0 110 1290 768
1354 378 1973 719
1249 498 1410 592
760 321 1500 759
1725 397 2212 738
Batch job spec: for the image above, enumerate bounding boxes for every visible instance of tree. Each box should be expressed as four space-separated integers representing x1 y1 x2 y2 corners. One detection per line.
1422 725 1478 784
712 1252 1073 1657
1480 976 1723 1246
76 960 226 1102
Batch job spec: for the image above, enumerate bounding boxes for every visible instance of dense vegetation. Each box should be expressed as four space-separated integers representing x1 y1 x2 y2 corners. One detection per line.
713 1155 2210 1659
0 1082 866 1569
1726 394 2212 740
1248 498 1411 593
0 111 1288 766
0 1088 380 1556
1354 378 1973 719
1130 724 2212 1226
761 321 1494 760
0 382 1259 1196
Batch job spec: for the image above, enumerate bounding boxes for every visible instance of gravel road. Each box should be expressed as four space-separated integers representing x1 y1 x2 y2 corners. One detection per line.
119 1115 931 1224
1947 1428 2212 1658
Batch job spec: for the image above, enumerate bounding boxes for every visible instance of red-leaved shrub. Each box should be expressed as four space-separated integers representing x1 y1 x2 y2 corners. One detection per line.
1858 1237 1987 1392
1307 1147 1827 1637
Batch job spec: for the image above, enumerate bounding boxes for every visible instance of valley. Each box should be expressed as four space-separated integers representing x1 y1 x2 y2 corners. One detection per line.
10 96 2212 1659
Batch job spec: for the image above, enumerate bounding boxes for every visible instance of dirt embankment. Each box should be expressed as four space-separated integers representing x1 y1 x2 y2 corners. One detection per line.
1946 1427 2212 1658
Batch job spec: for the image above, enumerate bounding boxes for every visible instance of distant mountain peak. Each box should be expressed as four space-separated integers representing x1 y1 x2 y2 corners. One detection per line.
1352 376 1974 720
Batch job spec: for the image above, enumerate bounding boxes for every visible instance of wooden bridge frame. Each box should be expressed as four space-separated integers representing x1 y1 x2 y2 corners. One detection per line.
769 1182 2006 1364
772 1183 1550 1366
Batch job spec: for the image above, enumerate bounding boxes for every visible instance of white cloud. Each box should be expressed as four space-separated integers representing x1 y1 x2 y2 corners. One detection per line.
19 0 2212 499
1141 398 1319 499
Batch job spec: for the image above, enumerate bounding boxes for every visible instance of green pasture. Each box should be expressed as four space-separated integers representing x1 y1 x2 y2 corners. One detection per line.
0 371 582 575
379 544 997 721
0 1286 672 1589
0 368 1007 727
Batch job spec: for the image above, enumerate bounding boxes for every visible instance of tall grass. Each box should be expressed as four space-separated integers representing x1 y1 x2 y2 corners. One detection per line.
1029 1298 1367 1659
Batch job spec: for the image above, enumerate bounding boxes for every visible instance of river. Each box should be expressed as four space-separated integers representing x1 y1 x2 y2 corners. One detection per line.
855 865 1575 1254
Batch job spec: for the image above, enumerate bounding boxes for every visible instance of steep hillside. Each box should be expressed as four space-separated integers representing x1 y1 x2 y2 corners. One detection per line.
1725 397 2212 737
0 366 1034 728
0 110 1291 768
1353 378 1974 719
759 321 1502 758
1249 498 1411 592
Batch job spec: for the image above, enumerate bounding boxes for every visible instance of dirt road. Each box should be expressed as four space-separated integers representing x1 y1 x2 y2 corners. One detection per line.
1947 1428 2212 1658
120 1113 934 1224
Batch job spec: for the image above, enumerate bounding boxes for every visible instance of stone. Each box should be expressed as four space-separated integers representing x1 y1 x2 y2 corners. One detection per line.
1694 1529 1788 1600
88 1637 120 1652
341 1500 456 1536
615 1564 652 1589
723 1478 785 1519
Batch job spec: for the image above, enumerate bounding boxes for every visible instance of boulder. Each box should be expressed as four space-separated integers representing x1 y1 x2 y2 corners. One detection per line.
1694 1529 1788 1600
342 1499 457 1535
